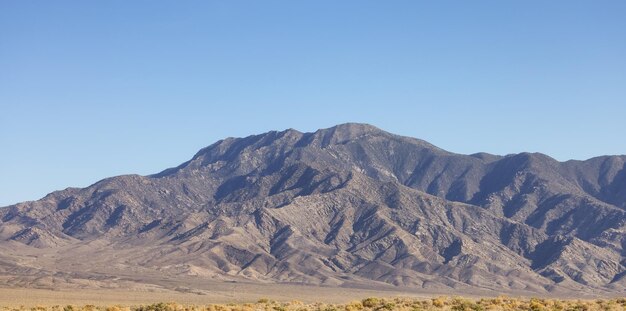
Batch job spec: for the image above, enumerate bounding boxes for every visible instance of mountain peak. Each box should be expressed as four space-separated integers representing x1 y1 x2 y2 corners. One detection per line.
325 122 382 133
304 123 387 147
319 122 383 137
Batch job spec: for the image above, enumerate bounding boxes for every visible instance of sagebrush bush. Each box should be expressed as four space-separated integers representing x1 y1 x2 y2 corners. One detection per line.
362 298 380 308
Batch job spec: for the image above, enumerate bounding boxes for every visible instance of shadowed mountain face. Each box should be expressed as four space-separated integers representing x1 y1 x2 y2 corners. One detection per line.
1 123 625 295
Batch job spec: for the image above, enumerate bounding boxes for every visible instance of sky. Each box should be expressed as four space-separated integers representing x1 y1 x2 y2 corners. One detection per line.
1 1 625 206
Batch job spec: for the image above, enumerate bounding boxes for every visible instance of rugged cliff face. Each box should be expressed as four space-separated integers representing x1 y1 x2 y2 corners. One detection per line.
1 123 625 294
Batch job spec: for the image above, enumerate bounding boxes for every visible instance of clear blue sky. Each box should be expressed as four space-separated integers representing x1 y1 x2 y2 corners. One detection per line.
1 1 625 206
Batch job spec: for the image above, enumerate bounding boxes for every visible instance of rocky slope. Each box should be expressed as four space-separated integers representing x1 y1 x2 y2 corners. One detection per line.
1 123 625 295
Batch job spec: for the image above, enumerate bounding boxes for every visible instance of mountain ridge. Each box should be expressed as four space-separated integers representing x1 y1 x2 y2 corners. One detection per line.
1 123 625 296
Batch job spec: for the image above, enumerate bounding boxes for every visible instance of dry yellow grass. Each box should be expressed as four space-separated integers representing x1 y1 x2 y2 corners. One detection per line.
2 297 626 311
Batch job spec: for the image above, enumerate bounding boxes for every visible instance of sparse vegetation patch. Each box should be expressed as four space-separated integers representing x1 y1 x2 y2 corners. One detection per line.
2 297 626 311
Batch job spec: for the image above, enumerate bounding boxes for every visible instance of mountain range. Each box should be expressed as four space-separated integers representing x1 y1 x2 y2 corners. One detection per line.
1 123 625 296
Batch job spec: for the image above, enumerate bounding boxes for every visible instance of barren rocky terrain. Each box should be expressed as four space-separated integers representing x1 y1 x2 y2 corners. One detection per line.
1 123 625 296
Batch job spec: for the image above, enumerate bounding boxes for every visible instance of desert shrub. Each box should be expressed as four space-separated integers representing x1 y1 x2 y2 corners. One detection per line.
81 305 97 311
63 306 75 311
549 300 565 311
451 299 484 311
564 303 589 311
529 298 547 311
374 302 395 311
345 301 363 311
134 303 175 311
258 299 270 304
432 297 447 308
362 298 380 308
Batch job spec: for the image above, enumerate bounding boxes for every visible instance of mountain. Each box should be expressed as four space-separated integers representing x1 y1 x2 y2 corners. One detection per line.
1 123 625 295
